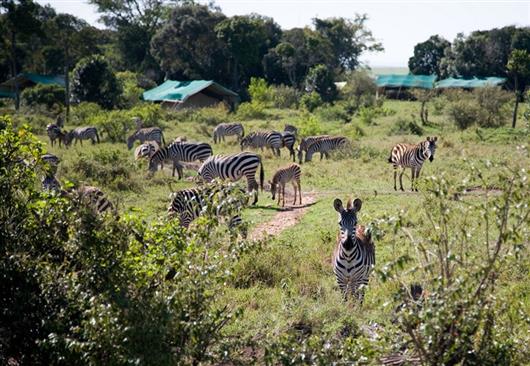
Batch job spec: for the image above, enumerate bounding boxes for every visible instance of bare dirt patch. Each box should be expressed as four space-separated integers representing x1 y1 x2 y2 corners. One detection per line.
249 192 318 241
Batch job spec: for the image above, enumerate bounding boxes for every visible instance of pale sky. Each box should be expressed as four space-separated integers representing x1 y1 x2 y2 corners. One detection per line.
36 0 530 67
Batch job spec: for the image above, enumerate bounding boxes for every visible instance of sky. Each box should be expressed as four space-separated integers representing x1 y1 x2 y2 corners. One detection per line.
35 0 530 67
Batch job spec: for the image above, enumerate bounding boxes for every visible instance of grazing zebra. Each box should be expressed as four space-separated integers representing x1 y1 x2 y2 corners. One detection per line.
269 163 302 207
284 124 298 136
168 185 247 234
332 198 375 302
42 175 61 192
296 135 331 163
304 136 349 163
281 132 297 162
240 131 283 157
149 142 213 179
127 127 165 150
76 186 115 215
197 152 264 204
64 126 100 146
388 136 438 191
46 124 65 147
134 141 159 160
213 123 245 143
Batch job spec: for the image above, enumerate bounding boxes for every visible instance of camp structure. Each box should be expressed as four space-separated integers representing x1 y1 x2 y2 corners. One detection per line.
143 80 239 110
435 77 506 89
0 73 66 99
375 74 436 98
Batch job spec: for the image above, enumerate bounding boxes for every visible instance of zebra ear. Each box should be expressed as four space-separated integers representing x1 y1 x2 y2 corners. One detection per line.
333 198 344 213
352 198 362 212
426 136 431 142
433 136 438 142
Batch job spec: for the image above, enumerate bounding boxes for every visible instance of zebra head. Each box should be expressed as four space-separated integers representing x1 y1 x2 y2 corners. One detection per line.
127 133 137 150
239 135 250 151
334 198 362 248
268 180 278 200
425 136 438 162
63 131 74 146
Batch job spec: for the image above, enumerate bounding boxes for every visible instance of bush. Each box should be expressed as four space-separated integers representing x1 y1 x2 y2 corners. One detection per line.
388 117 424 136
341 69 377 100
447 99 480 130
358 106 377 125
300 92 323 112
297 112 323 137
474 86 512 128
305 64 337 102
270 85 300 109
248 77 272 104
316 103 351 123
21 84 65 109
70 102 103 125
116 71 145 108
188 104 230 126
236 101 267 120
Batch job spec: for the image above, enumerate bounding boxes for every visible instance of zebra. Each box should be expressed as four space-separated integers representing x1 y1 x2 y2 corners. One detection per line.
284 124 298 136
127 127 165 150
296 135 331 163
304 136 349 163
167 185 248 236
46 123 65 147
75 186 115 215
42 175 61 192
388 136 438 191
41 153 60 175
281 132 297 162
269 163 302 207
332 198 375 302
240 131 283 157
134 141 159 161
149 142 213 179
197 152 264 205
213 123 245 143
64 126 100 146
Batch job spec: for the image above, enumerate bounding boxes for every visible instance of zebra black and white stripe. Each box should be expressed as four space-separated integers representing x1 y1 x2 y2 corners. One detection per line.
134 141 159 161
42 175 61 192
281 132 297 162
64 126 100 146
388 136 438 191
168 185 247 234
296 135 331 163
127 127 165 149
197 152 264 204
213 123 245 143
149 142 213 179
332 198 375 302
284 124 298 136
46 124 65 147
76 186 115 215
304 136 349 162
240 131 283 157
269 163 302 207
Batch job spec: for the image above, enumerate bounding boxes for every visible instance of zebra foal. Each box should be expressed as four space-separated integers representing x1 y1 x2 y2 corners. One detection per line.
332 197 375 302
64 126 100 146
304 136 348 163
127 127 165 149
149 142 213 179
213 123 244 143
197 152 264 204
269 163 302 207
388 136 438 191
240 131 283 157
296 135 331 163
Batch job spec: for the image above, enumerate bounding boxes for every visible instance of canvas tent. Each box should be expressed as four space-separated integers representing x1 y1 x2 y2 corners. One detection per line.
143 80 239 110
375 74 436 89
435 77 506 89
0 73 65 99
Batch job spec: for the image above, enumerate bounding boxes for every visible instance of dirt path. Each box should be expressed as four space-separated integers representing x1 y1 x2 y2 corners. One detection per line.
249 192 318 241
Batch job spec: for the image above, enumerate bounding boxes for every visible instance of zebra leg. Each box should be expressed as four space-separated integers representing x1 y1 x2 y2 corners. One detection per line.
292 182 297 205
399 168 405 191
393 166 398 191
282 184 286 207
298 179 302 205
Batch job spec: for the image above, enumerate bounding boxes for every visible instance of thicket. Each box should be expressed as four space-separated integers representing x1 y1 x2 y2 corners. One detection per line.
21 84 65 110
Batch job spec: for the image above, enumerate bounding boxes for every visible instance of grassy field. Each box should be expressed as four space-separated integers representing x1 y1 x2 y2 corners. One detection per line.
31 98 529 361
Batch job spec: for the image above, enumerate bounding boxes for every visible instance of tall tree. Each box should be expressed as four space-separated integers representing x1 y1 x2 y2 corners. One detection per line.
507 49 530 128
0 0 41 110
408 35 450 77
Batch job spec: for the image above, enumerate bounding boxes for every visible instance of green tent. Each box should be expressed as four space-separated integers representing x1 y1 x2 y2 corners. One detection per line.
375 74 436 89
0 73 65 99
143 80 239 109
435 77 506 89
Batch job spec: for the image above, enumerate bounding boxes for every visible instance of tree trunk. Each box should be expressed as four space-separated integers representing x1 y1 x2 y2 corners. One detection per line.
10 30 20 111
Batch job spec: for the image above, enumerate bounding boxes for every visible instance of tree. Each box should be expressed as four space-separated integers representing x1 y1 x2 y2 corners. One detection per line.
408 35 450 77
0 0 42 110
305 64 337 102
507 49 530 128
71 55 122 109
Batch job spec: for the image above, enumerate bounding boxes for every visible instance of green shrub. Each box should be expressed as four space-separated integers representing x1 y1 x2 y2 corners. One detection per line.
474 86 512 128
71 102 103 126
236 101 268 120
189 104 230 126
431 95 447 115
270 85 300 109
305 64 337 102
248 77 272 104
358 106 378 125
300 91 323 112
341 69 377 100
315 103 351 123
21 84 65 109
297 112 323 137
388 117 424 136
116 71 145 108
447 99 480 130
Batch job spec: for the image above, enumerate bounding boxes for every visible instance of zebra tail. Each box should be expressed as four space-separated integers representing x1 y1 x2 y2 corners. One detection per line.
259 157 264 191
387 153 393 163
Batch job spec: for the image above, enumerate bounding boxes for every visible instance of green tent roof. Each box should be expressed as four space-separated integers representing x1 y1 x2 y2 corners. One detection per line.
0 73 65 88
435 77 506 89
376 74 436 89
143 80 239 103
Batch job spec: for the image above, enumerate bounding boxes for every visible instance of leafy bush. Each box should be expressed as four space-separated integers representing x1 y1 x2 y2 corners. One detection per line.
21 84 65 109
189 104 230 126
70 102 103 125
388 117 424 136
315 103 351 123
447 98 480 130
116 71 145 108
358 106 378 125
236 101 267 120
305 64 337 102
270 84 300 109
300 91 323 112
474 86 512 128
341 69 377 100
248 77 272 104
297 112 323 137
431 95 448 115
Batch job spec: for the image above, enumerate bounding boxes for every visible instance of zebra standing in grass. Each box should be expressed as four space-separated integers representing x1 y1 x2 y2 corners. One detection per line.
213 123 245 143
76 186 115 215
332 198 375 302
149 142 213 179
46 124 65 147
296 135 331 163
127 127 165 149
388 136 438 191
269 163 302 207
304 136 348 163
134 141 159 161
64 126 100 146
197 152 264 204
168 185 247 236
281 132 297 162
284 124 298 136
240 131 283 157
